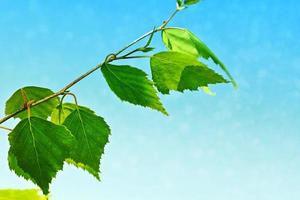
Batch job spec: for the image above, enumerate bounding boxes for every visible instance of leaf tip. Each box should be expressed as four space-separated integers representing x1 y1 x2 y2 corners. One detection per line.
231 80 239 90
162 109 169 116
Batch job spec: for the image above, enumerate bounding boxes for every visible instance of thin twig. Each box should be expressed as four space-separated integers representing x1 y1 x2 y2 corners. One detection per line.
159 9 179 29
115 9 179 56
115 55 151 60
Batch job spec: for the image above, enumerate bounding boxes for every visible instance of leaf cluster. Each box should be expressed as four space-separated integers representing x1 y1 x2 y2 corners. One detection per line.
6 87 110 194
0 0 236 196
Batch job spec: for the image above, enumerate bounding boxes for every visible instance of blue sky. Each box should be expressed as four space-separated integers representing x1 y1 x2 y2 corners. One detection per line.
0 0 300 199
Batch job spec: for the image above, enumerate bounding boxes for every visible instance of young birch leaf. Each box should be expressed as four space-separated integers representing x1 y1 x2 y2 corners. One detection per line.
184 0 200 5
101 64 168 115
0 189 47 200
51 103 94 124
150 51 228 94
5 86 59 120
138 47 155 53
178 65 229 92
8 117 75 194
177 0 184 7
162 28 237 88
62 107 110 180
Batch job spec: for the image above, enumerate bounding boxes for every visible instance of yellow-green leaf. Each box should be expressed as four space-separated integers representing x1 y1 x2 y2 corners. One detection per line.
162 28 237 88
150 51 228 94
0 189 47 200
51 103 93 125
177 65 229 92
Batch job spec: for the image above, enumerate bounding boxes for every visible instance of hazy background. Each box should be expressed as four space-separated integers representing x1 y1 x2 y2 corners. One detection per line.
0 0 300 199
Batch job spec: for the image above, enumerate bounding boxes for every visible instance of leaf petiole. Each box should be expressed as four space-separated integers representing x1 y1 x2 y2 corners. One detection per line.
0 125 13 132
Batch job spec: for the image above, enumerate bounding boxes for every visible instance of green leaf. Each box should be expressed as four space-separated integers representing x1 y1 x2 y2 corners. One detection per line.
101 64 168 115
162 28 237 88
0 189 47 200
176 0 184 7
8 151 33 181
52 103 110 179
62 107 110 180
177 0 200 8
51 103 93 124
178 65 229 92
150 51 228 94
8 117 75 194
138 47 155 53
184 0 200 5
5 86 59 120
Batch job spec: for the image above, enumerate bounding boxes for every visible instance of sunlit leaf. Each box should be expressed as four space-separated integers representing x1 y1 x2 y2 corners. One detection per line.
51 103 93 125
177 65 228 92
0 189 47 200
150 51 228 94
162 28 237 87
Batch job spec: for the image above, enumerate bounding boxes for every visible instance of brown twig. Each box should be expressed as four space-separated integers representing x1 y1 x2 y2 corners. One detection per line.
0 125 13 132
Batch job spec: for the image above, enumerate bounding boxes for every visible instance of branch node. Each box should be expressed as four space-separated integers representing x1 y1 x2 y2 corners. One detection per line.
105 54 117 63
